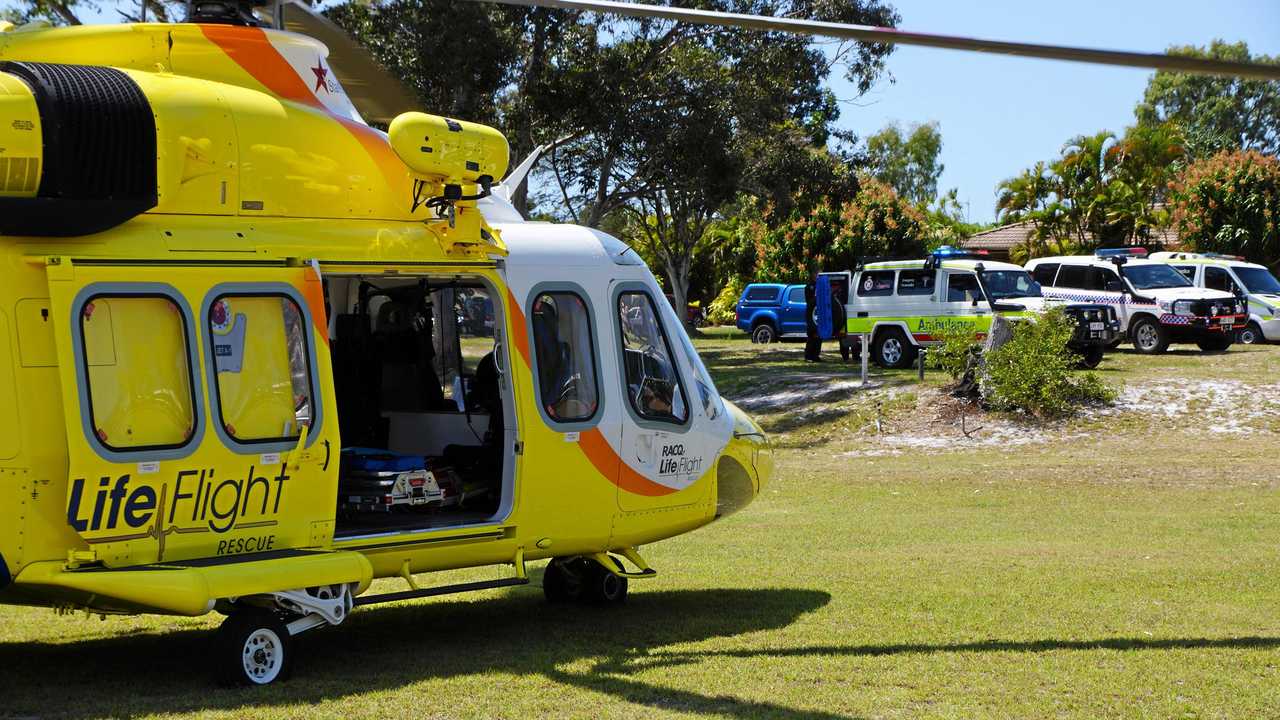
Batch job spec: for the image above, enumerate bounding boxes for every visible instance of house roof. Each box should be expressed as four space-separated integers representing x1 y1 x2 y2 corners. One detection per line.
962 220 1183 253
962 222 1033 251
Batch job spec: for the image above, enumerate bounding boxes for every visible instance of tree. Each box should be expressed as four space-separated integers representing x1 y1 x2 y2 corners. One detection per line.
1169 150 1280 269
2 0 183 24
864 121 944 205
757 176 925 281
995 124 1187 261
1135 40 1280 157
331 0 901 326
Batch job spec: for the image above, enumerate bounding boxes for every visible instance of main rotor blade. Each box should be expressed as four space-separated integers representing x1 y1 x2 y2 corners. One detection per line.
480 0 1280 80
280 0 420 125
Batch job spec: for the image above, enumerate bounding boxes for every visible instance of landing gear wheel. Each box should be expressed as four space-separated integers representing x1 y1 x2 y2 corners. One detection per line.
1239 322 1264 345
1130 317 1169 354
216 611 293 686
872 328 916 369
1077 346 1105 369
582 560 628 605
1196 335 1234 352
751 323 777 344
542 559 581 603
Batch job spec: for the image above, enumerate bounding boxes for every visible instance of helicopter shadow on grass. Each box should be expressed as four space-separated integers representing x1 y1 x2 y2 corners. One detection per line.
0 583 857 720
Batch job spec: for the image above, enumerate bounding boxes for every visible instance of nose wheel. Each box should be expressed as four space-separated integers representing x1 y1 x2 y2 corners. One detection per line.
543 557 629 605
216 611 294 686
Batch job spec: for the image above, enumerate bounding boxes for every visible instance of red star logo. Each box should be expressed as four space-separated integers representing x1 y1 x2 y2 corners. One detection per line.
311 58 329 94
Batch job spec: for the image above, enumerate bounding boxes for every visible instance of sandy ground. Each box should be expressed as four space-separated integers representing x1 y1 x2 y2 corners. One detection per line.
728 374 1280 457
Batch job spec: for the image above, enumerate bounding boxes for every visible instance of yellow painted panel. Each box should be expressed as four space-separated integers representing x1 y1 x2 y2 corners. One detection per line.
14 298 56 367
210 295 310 441
82 296 194 449
0 310 20 460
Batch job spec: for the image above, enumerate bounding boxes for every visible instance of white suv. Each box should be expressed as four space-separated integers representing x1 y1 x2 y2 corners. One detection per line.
1150 251 1280 345
1026 249 1247 354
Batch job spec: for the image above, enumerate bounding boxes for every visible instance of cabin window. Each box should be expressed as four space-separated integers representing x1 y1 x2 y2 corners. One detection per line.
618 291 688 424
80 294 197 451
1032 263 1060 287
857 271 895 296
1172 265 1197 282
1205 266 1238 294
946 273 985 303
1055 264 1089 289
207 293 314 444
896 270 935 296
531 291 600 424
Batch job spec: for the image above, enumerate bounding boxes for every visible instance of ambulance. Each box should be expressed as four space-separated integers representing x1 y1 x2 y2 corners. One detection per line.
1150 252 1280 345
845 248 1119 369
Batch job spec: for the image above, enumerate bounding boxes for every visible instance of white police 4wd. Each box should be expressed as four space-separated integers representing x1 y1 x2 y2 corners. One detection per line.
1150 251 1280 345
1026 248 1247 354
845 247 1119 369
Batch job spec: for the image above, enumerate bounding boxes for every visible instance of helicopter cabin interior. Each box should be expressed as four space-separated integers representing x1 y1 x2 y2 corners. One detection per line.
322 274 514 538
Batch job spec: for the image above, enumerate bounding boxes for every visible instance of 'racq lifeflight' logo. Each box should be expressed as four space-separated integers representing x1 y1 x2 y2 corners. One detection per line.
67 465 289 536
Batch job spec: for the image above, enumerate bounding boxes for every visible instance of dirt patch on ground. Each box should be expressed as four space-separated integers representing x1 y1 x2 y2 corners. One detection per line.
728 371 1280 456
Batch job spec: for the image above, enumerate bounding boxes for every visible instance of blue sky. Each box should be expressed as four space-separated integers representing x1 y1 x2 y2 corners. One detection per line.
828 0 1280 223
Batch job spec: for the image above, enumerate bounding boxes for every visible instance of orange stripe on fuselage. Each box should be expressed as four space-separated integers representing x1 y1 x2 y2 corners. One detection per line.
301 269 330 347
506 287 531 367
579 428 678 497
200 25 407 194
199 25 323 109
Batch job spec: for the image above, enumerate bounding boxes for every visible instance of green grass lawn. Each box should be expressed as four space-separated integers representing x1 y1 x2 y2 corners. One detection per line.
2 333 1279 719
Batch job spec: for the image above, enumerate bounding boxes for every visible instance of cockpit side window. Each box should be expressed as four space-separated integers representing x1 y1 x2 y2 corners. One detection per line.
530 291 600 424
617 291 688 424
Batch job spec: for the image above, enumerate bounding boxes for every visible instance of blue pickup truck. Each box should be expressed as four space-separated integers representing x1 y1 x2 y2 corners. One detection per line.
735 283 809 343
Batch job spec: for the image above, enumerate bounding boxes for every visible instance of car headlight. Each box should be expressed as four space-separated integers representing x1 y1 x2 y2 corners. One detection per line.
1172 300 1195 316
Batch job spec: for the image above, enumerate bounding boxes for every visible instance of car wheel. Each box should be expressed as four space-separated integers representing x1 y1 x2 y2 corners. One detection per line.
1077 346 1105 369
751 323 777 344
1196 335 1234 352
873 328 916 369
1130 316 1169 354
1239 322 1264 345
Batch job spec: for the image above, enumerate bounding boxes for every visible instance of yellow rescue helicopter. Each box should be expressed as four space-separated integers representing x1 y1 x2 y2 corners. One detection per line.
0 0 1273 686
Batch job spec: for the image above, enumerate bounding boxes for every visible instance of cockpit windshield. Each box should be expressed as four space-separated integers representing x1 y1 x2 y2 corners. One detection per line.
982 270 1042 300
1122 264 1193 290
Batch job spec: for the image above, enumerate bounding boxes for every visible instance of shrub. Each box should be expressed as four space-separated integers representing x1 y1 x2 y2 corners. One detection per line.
706 277 745 326
981 308 1117 418
929 323 982 380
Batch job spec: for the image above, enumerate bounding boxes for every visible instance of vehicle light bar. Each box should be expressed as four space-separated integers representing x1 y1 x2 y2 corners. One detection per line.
1095 247 1148 258
1203 252 1246 262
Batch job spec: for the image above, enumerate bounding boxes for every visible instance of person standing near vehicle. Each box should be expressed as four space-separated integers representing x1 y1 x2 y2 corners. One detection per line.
804 280 822 362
